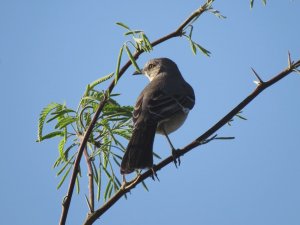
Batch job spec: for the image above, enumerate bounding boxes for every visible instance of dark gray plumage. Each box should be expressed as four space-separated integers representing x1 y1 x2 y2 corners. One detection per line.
120 58 195 174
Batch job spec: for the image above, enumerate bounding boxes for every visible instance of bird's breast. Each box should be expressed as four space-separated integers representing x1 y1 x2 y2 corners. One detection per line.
156 110 189 135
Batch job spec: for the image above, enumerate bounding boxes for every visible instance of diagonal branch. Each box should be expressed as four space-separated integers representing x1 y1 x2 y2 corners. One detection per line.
59 2 212 225
83 59 300 225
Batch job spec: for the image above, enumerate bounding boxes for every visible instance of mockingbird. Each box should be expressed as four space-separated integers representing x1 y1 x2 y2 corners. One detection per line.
120 58 195 174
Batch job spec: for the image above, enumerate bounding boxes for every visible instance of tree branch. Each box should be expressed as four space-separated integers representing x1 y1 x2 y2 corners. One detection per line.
83 58 300 225
59 2 212 224
83 146 94 213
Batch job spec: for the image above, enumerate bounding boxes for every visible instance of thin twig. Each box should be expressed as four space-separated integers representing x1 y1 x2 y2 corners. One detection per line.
59 2 212 225
59 93 108 225
83 146 94 212
83 59 300 225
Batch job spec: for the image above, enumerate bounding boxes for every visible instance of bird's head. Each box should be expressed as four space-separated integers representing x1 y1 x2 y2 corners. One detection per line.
133 58 179 81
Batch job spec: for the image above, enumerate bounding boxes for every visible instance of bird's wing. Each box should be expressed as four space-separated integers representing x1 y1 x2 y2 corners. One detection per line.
133 89 195 124
132 93 144 124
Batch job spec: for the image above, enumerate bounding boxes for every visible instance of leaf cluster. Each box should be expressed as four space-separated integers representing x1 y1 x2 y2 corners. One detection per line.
183 25 211 57
37 75 133 201
180 1 226 57
114 22 154 83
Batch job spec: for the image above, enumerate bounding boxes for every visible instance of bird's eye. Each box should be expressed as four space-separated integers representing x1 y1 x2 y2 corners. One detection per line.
148 64 155 70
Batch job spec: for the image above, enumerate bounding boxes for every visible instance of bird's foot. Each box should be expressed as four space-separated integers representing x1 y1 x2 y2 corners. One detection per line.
121 174 127 190
172 148 181 168
122 173 141 190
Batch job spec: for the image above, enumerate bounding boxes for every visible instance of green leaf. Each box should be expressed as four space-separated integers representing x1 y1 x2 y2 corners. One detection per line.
57 154 75 176
103 104 133 115
104 179 112 201
124 30 143 35
96 167 101 201
141 33 153 51
55 117 77 129
76 174 80 194
194 43 211 57
46 109 75 123
112 129 131 140
136 39 144 51
104 125 125 152
190 40 197 55
133 37 143 46
53 157 62 168
115 46 124 85
124 45 141 73
51 109 76 115
113 176 122 191
88 73 114 91
208 9 226 19
64 143 77 159
188 25 194 38
91 161 98 184
108 182 114 198
81 95 102 103
116 22 130 30
37 131 63 142
112 152 123 160
37 102 61 142
106 98 121 107
102 161 112 178
57 164 72 189
58 138 67 162
102 146 111 170
109 93 120 97
262 0 266 6
106 117 128 122
112 156 121 167
63 127 67 141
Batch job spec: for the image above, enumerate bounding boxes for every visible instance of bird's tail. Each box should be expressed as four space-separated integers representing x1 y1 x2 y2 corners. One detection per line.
120 123 157 174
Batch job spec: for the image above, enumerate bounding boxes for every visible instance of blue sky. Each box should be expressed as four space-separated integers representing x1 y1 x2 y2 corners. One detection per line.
1 1 300 225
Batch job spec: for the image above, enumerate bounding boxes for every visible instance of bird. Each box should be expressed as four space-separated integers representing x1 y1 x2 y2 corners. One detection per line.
120 58 195 174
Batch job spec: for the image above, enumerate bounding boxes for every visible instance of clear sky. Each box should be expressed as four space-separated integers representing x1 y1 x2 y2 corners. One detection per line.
1 1 300 225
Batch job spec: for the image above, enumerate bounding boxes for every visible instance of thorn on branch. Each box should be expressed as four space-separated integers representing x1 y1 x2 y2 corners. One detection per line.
251 67 264 86
150 168 160 181
196 133 235 146
85 195 94 213
293 68 300 75
288 51 293 69
196 134 218 145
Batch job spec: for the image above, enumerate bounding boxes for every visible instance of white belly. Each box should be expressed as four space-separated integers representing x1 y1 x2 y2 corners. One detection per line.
156 111 188 135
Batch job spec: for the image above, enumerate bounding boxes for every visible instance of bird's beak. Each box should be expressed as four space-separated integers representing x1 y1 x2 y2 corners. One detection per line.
133 69 143 75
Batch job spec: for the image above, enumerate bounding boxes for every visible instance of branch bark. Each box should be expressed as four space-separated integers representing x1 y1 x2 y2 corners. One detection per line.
83 59 300 225
83 147 94 213
59 2 212 225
